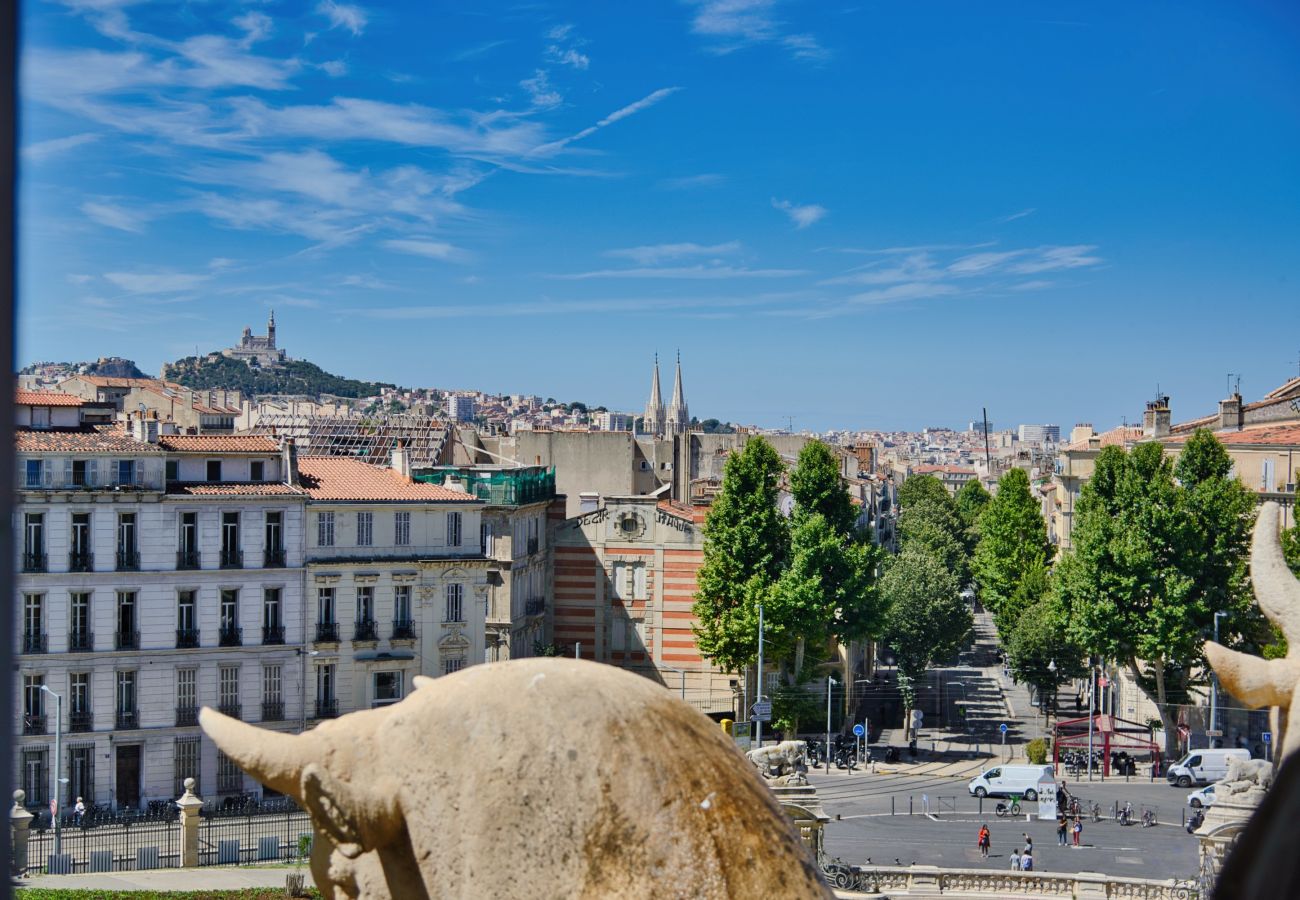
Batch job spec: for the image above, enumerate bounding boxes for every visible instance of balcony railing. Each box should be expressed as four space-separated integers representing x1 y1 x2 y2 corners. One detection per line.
261 700 285 722
262 624 285 645
176 628 200 649
264 548 286 568
22 714 46 735
217 702 242 720
176 549 201 570
115 630 139 651
315 699 339 719
115 709 139 729
68 551 94 573
391 620 416 640
353 618 378 642
115 548 140 571
314 622 340 643
219 548 243 569
175 706 199 727
69 710 93 732
218 625 242 647
525 598 546 616
22 552 46 573
69 630 94 652
22 632 47 654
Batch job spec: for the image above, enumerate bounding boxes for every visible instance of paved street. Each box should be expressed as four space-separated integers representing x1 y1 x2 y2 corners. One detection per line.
808 769 1200 880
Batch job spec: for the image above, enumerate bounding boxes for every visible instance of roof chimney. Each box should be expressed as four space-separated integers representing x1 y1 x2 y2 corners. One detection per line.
391 440 411 480
1143 396 1171 438
1219 393 1243 431
281 438 300 486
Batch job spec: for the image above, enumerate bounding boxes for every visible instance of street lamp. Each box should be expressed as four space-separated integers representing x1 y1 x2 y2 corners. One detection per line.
40 685 64 856
296 648 320 731
825 675 837 771
1047 660 1057 721
659 662 687 701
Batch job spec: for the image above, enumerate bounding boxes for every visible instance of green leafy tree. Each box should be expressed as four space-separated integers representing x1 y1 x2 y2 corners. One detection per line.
898 473 951 510
880 547 971 717
692 438 789 672
771 676 826 736
898 499 970 587
973 468 1051 633
1005 592 1086 714
955 479 992 554
790 440 858 537
1057 432 1255 752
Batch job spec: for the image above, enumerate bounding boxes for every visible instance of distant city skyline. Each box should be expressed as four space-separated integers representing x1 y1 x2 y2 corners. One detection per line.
18 1 1300 431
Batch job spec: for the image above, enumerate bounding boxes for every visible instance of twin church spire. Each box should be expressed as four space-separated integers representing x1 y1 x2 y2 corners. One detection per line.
643 352 689 437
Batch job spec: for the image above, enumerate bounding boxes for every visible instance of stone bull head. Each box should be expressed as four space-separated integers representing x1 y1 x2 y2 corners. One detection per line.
201 657 831 899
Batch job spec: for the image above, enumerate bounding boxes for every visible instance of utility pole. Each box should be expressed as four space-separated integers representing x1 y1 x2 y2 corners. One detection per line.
982 408 992 472
41 686 63 856
1086 662 1096 782
825 675 837 771
755 603 765 749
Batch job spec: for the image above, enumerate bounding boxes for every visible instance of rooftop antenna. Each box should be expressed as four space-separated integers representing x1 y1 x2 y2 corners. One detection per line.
1234 374 1241 396
786 416 794 433
981 407 991 471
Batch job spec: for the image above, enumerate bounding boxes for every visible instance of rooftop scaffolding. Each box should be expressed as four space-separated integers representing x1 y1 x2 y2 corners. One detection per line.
249 413 450 467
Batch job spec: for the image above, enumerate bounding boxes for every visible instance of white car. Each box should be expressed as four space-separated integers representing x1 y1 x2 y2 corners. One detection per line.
1187 784 1217 809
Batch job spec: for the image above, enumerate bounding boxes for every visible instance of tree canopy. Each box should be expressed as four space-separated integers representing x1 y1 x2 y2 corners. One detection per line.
898 473 951 510
163 354 395 399
973 467 1051 634
880 546 971 708
790 440 858 536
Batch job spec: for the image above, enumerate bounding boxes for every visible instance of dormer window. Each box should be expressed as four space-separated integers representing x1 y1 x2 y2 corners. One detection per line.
117 460 135 486
250 460 265 482
71 460 88 486
206 460 222 482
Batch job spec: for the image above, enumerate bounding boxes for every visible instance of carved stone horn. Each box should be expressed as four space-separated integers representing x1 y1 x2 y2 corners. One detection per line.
1252 502 1300 646
200 707 313 799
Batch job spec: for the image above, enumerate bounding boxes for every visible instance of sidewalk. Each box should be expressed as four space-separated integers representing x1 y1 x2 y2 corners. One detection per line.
16 864 300 893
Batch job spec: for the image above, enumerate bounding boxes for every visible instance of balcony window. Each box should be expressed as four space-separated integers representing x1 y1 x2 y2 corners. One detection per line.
70 593 93 652
23 513 45 572
262 588 284 644
116 592 138 650
23 675 46 734
177 590 199 648
116 513 139 571
219 589 241 646
220 512 241 568
392 586 414 639
116 459 136 486
444 583 463 623
178 511 200 568
316 664 337 718
176 668 197 727
23 594 46 653
262 665 283 721
24 459 43 487
69 673 91 733
218 666 241 718
71 459 88 486
70 513 93 571
116 670 138 729
264 511 284 566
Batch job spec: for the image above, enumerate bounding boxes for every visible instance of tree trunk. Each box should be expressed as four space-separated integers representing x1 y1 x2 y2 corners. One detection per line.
794 637 806 682
1129 656 1179 756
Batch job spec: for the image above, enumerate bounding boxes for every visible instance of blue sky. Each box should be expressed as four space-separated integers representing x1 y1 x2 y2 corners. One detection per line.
18 1 1300 431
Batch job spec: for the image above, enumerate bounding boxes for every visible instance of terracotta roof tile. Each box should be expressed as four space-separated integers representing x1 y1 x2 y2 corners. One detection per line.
62 375 164 389
158 435 280 453
297 456 480 503
1062 426 1143 452
1162 424 1300 447
914 464 976 475
16 390 84 407
167 482 305 497
16 428 161 454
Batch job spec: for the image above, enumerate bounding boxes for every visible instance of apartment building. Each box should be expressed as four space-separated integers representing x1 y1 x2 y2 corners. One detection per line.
298 456 488 720
14 422 307 811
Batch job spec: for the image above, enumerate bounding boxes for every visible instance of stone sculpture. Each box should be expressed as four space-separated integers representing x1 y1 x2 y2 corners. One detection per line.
747 740 809 778
200 657 831 899
1204 501 1300 764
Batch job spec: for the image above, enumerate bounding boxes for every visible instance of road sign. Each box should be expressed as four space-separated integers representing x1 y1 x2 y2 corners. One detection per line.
999 723 1009 735
1263 732 1272 744
853 723 865 738
751 701 772 722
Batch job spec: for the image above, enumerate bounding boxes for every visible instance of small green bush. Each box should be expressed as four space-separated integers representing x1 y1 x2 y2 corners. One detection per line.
1025 737 1048 765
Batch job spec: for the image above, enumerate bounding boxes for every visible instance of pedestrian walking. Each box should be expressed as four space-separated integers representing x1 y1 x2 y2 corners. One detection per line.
1009 849 1021 870
977 824 991 859
73 797 85 826
1022 833 1033 856
1056 815 1068 846
1021 849 1034 872
1072 816 1083 847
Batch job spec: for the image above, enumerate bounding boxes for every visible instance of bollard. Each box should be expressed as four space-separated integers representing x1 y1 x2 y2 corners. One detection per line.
11 789 34 876
978 797 983 816
891 796 895 816
909 796 913 815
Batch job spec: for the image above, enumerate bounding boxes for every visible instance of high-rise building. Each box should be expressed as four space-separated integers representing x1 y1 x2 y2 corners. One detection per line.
1017 423 1060 444
446 395 477 423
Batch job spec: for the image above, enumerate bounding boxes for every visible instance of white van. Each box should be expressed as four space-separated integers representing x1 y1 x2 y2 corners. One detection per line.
1166 748 1251 787
968 764 1054 800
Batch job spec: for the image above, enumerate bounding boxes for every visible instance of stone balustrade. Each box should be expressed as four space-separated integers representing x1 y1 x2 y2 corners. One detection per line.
826 864 1199 898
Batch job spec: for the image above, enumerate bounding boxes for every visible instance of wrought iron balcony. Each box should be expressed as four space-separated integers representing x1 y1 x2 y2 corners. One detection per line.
22 632 47 654
115 709 139 729
219 548 243 569
264 548 286 568
314 621 340 643
115 630 139 651
315 699 339 719
525 598 546 616
22 551 46 573
353 618 379 642
68 630 94 652
391 619 416 640
22 714 46 735
217 702 242 720
176 549 201 570
218 625 242 647
116 548 140 571
69 710 93 732
176 628 200 649
175 706 199 727
262 624 285 645
261 700 285 722
68 551 94 573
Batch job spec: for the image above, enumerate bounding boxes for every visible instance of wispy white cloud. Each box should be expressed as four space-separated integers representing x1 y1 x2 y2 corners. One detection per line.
688 0 828 61
848 282 959 306
317 1 368 36
551 264 805 280
604 241 741 265
341 273 394 290
22 132 101 162
104 270 210 294
947 250 1025 275
1011 280 1053 291
449 39 511 62
531 87 681 155
658 173 725 190
81 199 150 233
1009 244 1101 273
995 207 1036 223
66 274 94 285
382 238 469 262
772 198 827 229
520 69 562 110
346 291 804 320
544 23 590 70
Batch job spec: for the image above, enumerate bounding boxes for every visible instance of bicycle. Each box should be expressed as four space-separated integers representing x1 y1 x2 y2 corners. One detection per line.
994 794 1022 818
1141 808 1157 828
1089 801 1102 822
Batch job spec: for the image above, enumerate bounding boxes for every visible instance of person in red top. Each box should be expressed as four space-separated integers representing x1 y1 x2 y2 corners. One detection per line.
977 823 991 858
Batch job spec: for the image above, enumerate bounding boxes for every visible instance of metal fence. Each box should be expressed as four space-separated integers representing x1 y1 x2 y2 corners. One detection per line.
28 818 180 874
198 811 314 866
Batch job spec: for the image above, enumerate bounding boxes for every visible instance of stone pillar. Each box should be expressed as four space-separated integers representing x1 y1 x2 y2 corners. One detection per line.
176 778 204 868
10 790 34 876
